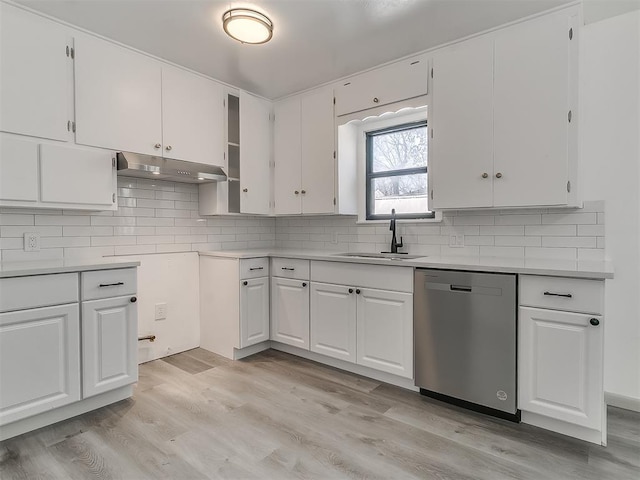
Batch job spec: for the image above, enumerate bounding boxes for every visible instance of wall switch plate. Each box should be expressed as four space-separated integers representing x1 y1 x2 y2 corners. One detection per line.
449 234 465 248
155 303 167 320
24 233 40 252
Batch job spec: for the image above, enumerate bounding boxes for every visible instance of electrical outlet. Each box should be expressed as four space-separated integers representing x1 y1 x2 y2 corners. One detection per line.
155 303 167 320
24 233 40 252
332 232 339 244
449 234 465 248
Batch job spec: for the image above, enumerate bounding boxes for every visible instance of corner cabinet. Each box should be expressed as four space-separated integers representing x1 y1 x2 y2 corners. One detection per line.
430 8 579 209
274 86 336 215
518 275 605 444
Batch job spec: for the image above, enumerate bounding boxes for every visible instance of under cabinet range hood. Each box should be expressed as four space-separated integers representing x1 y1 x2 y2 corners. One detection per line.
116 152 227 183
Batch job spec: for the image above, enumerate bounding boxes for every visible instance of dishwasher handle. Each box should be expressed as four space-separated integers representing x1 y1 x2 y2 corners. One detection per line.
450 285 472 292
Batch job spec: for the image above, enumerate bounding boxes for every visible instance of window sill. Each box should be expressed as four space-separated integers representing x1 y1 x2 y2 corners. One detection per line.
356 212 443 225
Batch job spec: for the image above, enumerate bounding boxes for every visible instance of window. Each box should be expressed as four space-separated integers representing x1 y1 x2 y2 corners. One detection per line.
365 120 432 220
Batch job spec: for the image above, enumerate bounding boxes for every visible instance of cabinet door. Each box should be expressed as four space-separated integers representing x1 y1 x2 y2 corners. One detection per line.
519 307 603 429
310 282 356 363
430 38 494 209
39 143 116 208
239 277 270 348
82 296 138 398
270 277 309 349
335 55 428 116
74 35 162 156
240 91 271 214
301 87 335 214
356 288 413 378
0 304 80 426
162 66 224 166
493 14 574 207
273 96 302 214
0 4 71 142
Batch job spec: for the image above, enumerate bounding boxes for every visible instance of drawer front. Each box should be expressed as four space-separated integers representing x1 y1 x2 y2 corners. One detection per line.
0 273 78 313
239 258 270 279
271 258 310 280
519 275 604 315
81 268 137 301
311 261 413 293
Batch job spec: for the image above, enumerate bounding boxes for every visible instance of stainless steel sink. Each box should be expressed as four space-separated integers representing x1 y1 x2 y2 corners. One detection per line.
332 252 425 260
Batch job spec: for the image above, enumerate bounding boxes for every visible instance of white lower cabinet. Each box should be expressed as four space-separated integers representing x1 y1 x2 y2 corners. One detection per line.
271 277 310 349
240 277 270 348
310 282 356 362
519 307 603 430
0 304 81 426
82 295 138 398
357 288 413 378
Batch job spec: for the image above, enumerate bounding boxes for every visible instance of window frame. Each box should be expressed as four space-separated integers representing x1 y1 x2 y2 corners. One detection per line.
365 120 434 221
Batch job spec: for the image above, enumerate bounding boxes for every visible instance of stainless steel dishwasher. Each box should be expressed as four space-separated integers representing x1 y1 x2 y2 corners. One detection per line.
414 269 518 421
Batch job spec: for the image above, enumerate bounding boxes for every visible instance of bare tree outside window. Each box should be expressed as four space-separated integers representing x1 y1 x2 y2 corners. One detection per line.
366 121 432 220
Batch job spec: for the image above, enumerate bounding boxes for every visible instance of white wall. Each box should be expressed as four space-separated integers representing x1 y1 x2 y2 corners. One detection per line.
580 9 640 402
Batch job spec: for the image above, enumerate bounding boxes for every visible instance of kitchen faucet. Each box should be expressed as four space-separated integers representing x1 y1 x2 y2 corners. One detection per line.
389 208 403 253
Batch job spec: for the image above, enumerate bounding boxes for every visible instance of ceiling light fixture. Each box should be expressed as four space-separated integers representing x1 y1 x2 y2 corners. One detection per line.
222 8 273 44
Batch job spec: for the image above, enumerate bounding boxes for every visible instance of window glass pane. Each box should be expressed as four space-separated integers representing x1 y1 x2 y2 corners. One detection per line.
370 173 428 216
371 125 427 173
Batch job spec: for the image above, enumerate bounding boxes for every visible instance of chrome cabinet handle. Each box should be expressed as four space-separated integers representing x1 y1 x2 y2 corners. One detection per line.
249 267 264 271
495 172 503 179
99 282 124 287
543 291 572 298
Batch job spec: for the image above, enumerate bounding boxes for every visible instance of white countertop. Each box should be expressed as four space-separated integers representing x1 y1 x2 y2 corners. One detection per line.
0 257 140 278
199 248 614 279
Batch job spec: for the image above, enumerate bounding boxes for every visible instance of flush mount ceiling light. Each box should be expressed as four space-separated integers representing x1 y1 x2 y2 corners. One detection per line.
222 8 273 44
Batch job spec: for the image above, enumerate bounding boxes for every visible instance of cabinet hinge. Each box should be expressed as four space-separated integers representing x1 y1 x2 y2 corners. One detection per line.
333 151 336 159
223 151 226 160
66 46 74 58
112 193 116 203
67 120 71 132
430 129 433 139
569 28 573 40
333 97 336 105
71 47 75 59
431 68 433 79
66 45 69 57
431 189 434 200
223 98 226 107
568 110 572 123
72 121 76 133
567 181 571 193
112 157 116 168
333 197 336 206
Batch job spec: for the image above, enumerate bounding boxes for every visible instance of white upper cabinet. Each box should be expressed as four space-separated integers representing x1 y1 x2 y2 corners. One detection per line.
493 13 576 207
161 65 224 165
0 3 72 142
274 86 335 215
273 96 302 214
429 8 578 210
430 37 494 209
74 34 162 156
240 91 272 215
335 54 428 116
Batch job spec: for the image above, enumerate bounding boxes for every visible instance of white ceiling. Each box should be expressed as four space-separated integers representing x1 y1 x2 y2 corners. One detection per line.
16 0 577 99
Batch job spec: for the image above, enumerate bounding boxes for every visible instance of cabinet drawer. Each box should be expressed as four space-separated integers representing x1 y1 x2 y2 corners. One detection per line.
519 275 604 315
81 268 137 301
311 261 413 293
0 273 78 313
271 258 310 280
239 258 270 279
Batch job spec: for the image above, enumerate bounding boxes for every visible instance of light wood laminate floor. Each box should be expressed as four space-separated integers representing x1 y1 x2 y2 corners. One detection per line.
1 348 638 479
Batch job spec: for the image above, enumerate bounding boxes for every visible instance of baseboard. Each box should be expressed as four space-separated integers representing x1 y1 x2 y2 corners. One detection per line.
521 411 604 445
234 341 271 360
605 392 640 412
0 385 133 442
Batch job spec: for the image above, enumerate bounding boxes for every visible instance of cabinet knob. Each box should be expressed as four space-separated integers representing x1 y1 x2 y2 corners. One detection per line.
243 188 248 193
356 289 361 295
294 190 299 195
495 172 503 179
165 145 172 151
348 288 354 294
373 97 379 103
243 281 248 286
302 282 307 287
590 318 600 326
301 190 306 194
130 296 137 303
482 173 489 179
154 143 161 149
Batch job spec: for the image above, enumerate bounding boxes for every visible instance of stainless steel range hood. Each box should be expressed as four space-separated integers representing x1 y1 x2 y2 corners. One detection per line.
116 152 227 183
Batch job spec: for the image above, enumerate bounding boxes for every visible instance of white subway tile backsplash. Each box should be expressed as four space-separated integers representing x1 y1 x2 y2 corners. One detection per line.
1 226 62 237
542 212 597 225
41 236 91 248
90 236 137 247
524 225 577 236
479 226 525 236
453 215 495 226
0 214 34 225
35 215 90 226
494 214 542 225
63 226 114 237
541 236 597 248
91 216 136 226
479 246 525 258
525 247 577 260
578 225 605 236
494 235 541 247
